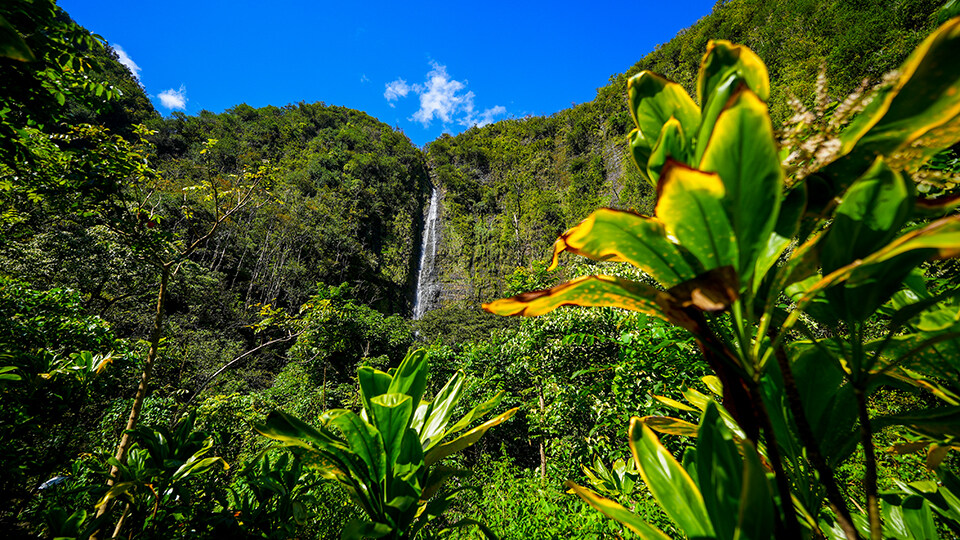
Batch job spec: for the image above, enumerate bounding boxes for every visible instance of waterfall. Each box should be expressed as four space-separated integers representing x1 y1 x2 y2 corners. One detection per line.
412 187 441 320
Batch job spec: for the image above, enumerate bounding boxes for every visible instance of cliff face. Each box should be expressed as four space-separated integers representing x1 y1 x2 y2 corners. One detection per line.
418 0 943 310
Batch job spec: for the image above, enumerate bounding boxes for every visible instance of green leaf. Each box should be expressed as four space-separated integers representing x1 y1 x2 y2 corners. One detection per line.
754 184 805 293
873 407 960 439
697 402 742 540
698 88 783 285
418 370 465 450
821 158 912 273
647 116 690 184
628 71 701 183
735 439 776 540
424 408 517 467
880 493 938 540
783 215 960 333
341 519 392 540
838 17 960 174
369 393 414 476
641 416 700 438
445 390 504 439
387 349 429 408
325 409 387 485
483 275 699 332
697 40 771 107
656 161 738 273
358 367 392 418
0 14 35 62
548 208 698 288
629 417 715 538
565 481 672 539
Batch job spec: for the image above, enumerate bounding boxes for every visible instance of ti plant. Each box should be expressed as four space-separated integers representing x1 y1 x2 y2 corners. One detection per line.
256 349 518 539
485 13 960 540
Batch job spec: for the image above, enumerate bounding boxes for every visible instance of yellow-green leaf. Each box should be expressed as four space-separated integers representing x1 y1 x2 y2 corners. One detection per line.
839 17 960 171
698 88 782 286
697 40 771 107
566 481 672 539
656 162 738 273
548 208 697 288
482 275 699 332
641 416 700 438
628 71 701 160
629 417 715 538
648 116 689 183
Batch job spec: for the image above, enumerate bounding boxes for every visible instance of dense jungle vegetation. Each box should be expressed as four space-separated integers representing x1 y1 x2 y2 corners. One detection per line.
2 0 960 538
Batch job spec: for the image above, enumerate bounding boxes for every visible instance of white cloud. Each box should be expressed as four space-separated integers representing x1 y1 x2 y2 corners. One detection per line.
384 63 505 127
111 44 141 81
360 74 371 84
474 105 507 127
384 78 418 107
158 85 187 110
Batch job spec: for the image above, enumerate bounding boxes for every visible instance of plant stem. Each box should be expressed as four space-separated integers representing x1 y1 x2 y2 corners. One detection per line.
774 346 860 540
855 384 881 540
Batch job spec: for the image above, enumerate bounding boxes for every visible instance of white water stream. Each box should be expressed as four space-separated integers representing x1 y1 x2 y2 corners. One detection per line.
412 187 441 319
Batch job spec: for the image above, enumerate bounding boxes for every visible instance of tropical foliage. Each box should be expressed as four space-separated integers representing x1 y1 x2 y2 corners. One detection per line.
486 10 960 540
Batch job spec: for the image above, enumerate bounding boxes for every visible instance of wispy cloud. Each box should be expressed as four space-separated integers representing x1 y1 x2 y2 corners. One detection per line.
384 63 505 127
360 74 371 84
111 44 141 81
158 85 187 110
384 78 418 107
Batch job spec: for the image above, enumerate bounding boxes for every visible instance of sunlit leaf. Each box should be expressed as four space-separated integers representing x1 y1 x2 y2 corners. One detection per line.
656 161 738 273
629 417 715 538
548 208 697 288
699 88 782 285
566 481 672 539
483 274 699 331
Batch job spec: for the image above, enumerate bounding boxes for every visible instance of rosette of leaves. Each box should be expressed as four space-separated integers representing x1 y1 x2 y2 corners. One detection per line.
256 349 518 539
485 16 960 540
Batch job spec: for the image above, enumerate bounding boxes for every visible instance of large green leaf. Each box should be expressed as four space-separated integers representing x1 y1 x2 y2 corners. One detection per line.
821 159 913 275
548 208 697 288
698 88 782 285
873 407 960 439
697 40 771 108
628 71 701 183
696 401 742 540
629 417 715 538
0 14 36 62
482 274 699 332
445 390 504 439
369 393 414 476
838 17 960 173
879 493 939 540
325 409 387 485
648 116 690 183
782 215 960 333
754 183 805 294
784 342 860 466
424 408 517 467
418 370 465 450
566 481 672 539
735 439 776 540
656 161 738 273
387 349 429 409
641 415 700 438
359 367 393 418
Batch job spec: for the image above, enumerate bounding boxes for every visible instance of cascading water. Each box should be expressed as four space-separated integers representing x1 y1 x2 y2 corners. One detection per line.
412 187 441 320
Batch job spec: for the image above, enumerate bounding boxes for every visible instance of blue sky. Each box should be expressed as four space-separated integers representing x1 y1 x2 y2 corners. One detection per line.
60 0 717 146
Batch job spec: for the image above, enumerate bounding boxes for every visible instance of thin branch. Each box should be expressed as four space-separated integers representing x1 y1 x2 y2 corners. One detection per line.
173 332 300 421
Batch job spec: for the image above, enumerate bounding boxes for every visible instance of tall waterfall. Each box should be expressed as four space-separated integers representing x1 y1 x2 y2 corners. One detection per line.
412 187 441 320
